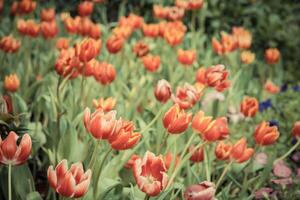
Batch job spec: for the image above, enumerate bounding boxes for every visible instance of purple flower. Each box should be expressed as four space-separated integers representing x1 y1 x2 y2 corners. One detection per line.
254 153 268 165
273 161 292 178
292 152 300 163
254 187 275 199
271 178 293 186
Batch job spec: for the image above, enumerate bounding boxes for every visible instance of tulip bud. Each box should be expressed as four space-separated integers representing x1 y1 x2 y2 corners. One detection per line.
106 35 124 54
40 8 55 22
4 74 20 92
215 141 232 160
254 121 279 145
78 1 94 17
154 79 172 103
142 54 161 72
240 96 259 117
133 41 149 57
265 48 280 64
189 145 204 163
231 138 254 163
264 80 280 94
292 121 300 138
177 48 196 66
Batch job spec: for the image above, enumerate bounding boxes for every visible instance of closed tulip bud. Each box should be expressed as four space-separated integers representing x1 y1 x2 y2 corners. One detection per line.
4 74 20 92
292 122 300 137
93 62 116 85
215 141 232 160
18 0 36 14
41 21 59 39
232 27 252 49
177 49 197 66
142 23 160 38
172 83 201 110
56 38 69 50
254 121 279 145
133 41 149 57
240 50 255 64
154 79 172 103
106 35 124 54
142 54 160 72
76 38 99 62
192 111 215 135
108 120 141 150
133 151 168 196
0 131 32 165
163 104 192 134
189 145 204 163
265 48 280 64
89 23 101 39
240 96 259 117
78 1 94 16
93 97 116 112
153 5 169 19
40 8 55 22
0 36 21 53
231 138 254 163
47 159 92 198
184 181 216 200
264 80 280 94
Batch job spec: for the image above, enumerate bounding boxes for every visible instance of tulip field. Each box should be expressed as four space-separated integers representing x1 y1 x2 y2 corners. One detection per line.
1 0 300 199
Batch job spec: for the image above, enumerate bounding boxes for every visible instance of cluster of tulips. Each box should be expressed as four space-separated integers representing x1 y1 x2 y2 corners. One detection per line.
0 0 298 199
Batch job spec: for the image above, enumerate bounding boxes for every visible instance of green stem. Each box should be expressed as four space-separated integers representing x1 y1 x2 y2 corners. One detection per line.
157 132 169 154
215 161 233 189
56 77 62 164
144 194 150 200
139 106 165 134
94 148 113 197
275 139 300 162
87 142 100 170
8 164 12 200
204 145 210 182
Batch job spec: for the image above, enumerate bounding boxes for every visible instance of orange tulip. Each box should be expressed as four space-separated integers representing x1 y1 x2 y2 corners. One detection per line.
176 0 204 10
215 141 232 160
177 49 197 66
118 14 144 30
240 51 255 64
142 23 160 38
154 79 172 103
212 32 237 55
232 27 252 49
0 131 32 165
189 145 204 163
17 19 40 37
167 6 185 21
78 1 94 16
164 152 180 170
106 35 124 54
240 96 259 117
265 48 280 64
64 17 78 34
254 121 279 145
133 41 149 57
153 5 169 19
93 62 116 85
56 38 69 50
192 111 214 134
172 83 201 110
93 97 116 112
75 38 99 62
0 36 21 53
264 80 280 94
40 21 59 39
292 121 300 138
48 159 91 198
203 117 229 141
133 151 168 196
108 120 141 150
82 59 98 76
231 138 254 163
54 48 80 78
142 54 161 72
163 104 192 134
40 8 55 22
113 26 133 39
4 74 20 92
89 23 101 39
164 26 184 46
16 0 36 15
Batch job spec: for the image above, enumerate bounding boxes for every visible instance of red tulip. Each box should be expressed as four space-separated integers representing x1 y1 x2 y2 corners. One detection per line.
4 74 20 92
16 0 36 15
56 38 70 50
212 32 237 55
0 131 32 165
177 48 197 66
153 5 169 19
17 19 40 37
47 159 91 198
133 41 149 57
189 145 204 163
142 54 160 72
240 96 259 117
93 97 116 112
231 138 254 163
54 48 80 78
203 117 229 141
40 8 55 22
264 80 280 94
40 21 59 39
184 181 216 200
113 26 133 39
133 151 168 196
142 23 160 38
164 27 184 47
89 23 101 39
215 141 232 160
167 6 185 21
154 79 172 103
78 1 94 16
108 120 141 150
192 111 215 135
292 121 300 138
254 121 279 145
106 35 124 54
0 36 20 53
93 62 116 85
163 104 192 134
172 83 201 110
265 48 280 64
75 38 99 62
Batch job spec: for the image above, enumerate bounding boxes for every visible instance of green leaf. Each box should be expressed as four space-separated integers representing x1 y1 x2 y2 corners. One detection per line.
26 192 43 200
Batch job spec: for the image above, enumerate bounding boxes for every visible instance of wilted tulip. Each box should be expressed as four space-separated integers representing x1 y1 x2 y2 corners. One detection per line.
240 51 255 64
106 35 124 54
172 83 201 110
265 48 280 64
292 121 300 138
189 145 204 163
163 104 192 134
231 138 254 163
93 97 116 112
40 8 55 22
133 151 168 196
254 121 279 145
154 79 172 103
4 74 20 92
177 49 197 66
133 41 149 57
56 38 69 50
142 23 160 38
240 96 259 117
184 181 216 200
0 131 31 165
78 1 94 16
142 54 160 72
264 80 280 94
47 159 92 198
215 141 232 160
